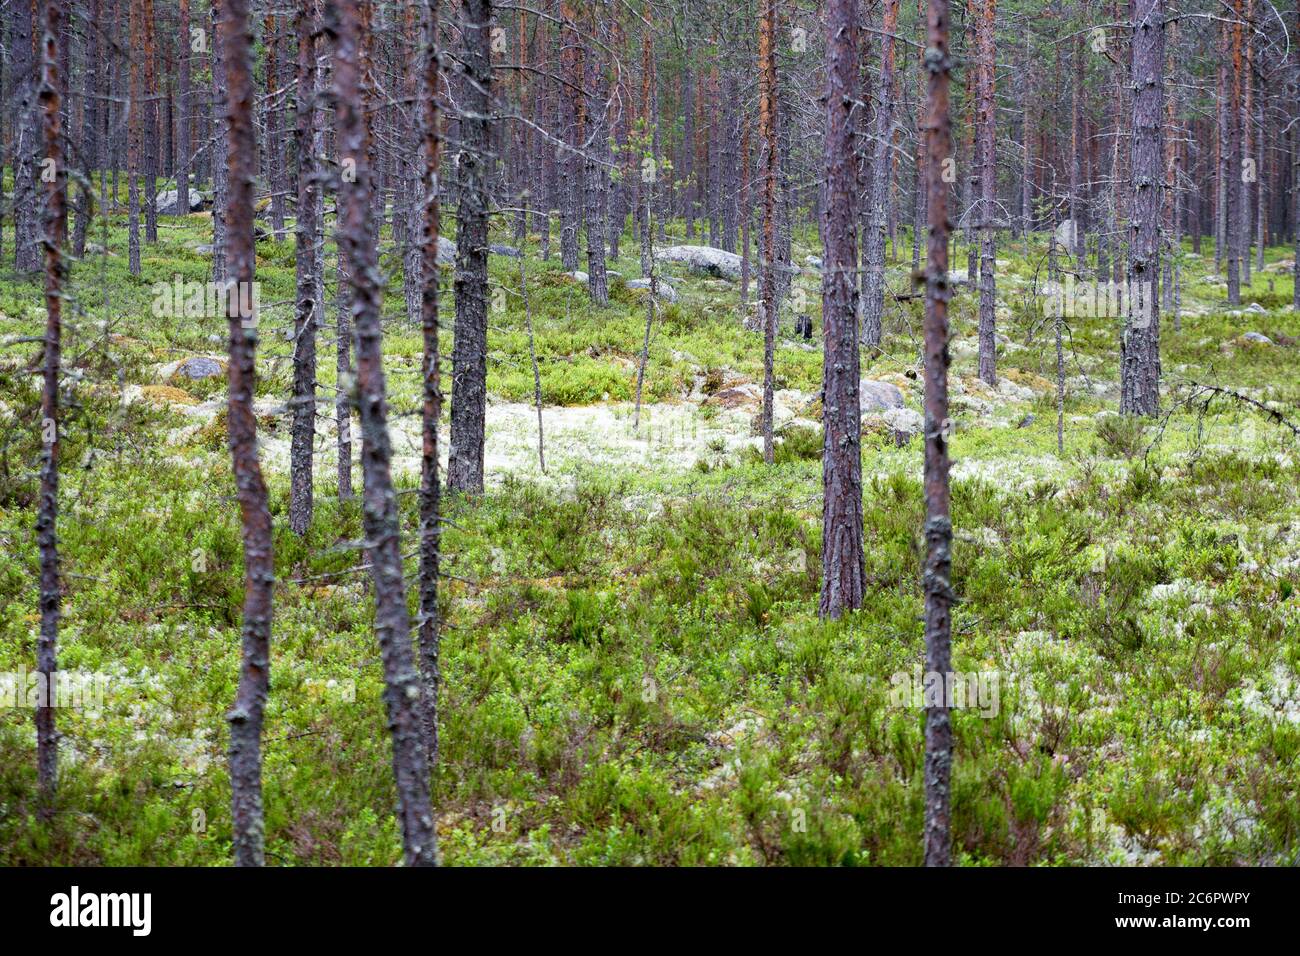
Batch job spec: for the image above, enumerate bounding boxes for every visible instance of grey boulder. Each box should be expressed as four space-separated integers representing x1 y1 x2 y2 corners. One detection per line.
859 379 906 413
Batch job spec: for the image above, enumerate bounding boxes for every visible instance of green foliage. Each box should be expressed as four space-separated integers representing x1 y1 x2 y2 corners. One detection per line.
1 201 1298 867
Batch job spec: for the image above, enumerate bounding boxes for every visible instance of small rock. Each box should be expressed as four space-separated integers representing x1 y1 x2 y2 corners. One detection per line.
882 406 923 437
154 187 204 214
657 244 743 280
706 382 763 409
1016 413 1035 428
859 379 906 413
168 356 225 382
625 277 678 302
489 243 521 258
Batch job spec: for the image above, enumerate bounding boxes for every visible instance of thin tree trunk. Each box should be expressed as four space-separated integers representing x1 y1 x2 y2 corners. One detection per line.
266 11 286 239
211 0 229 283
921 0 954 869
219 0 275 868
559 1 583 271
333 0 438 867
402 2 423 327
143 0 158 242
13 0 42 272
71 0 99 256
862 0 900 349
335 256 353 498
521 255 545 471
583 14 608 305
819 0 866 620
1050 235 1064 454
1240 0 1254 287
175 0 192 213
447 0 493 495
1225 3 1242 304
1254 93 1264 275
36 0 68 811
683 58 695 239
637 18 654 276
1120 0 1164 416
1019 43 1032 239
975 0 997 386
128 0 142 275
1068 33 1083 259
633 185 656 432
758 0 778 464
740 114 752 308
289 0 321 535
416 0 444 767
911 0 926 272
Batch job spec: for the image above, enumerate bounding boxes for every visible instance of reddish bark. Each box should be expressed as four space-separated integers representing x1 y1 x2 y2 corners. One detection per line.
219 0 276 868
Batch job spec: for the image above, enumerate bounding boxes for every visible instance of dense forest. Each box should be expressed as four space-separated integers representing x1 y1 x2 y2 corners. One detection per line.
0 0 1297 868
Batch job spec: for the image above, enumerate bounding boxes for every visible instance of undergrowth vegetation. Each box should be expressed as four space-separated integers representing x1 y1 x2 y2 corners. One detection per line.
1 201 1297 865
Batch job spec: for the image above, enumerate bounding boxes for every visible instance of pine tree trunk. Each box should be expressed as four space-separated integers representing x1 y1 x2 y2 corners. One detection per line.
740 115 752 307
819 0 866 620
36 0 68 811
683 60 695 239
637 21 654 276
333 0 438 866
128 0 142 275
417 0 444 767
758 0 778 464
1068 34 1083 259
175 0 192 213
1240 0 1253 287
975 0 997 386
1119 0 1164 417
13 0 42 272
219 0 275 868
143 0 158 242
912 0 926 272
266 12 287 239
583 15 609 306
1225 5 1242 304
447 0 492 495
211 0 229 284
559 2 583 271
72 0 101 256
289 0 321 535
862 0 899 349
921 0 954 869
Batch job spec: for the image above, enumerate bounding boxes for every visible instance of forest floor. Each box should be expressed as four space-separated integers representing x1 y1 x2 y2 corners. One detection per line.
1 203 1298 865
